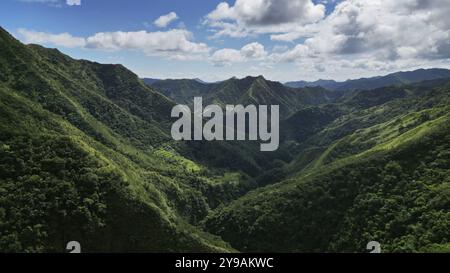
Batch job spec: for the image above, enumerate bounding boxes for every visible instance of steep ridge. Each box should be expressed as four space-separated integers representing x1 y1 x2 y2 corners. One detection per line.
149 75 342 118
2 26 449 253
204 79 450 253
0 27 234 252
151 78 212 105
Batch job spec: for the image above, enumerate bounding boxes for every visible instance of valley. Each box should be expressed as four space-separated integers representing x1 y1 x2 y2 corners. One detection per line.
0 26 449 253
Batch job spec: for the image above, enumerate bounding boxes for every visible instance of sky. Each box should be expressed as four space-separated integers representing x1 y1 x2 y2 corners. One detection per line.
1 0 450 82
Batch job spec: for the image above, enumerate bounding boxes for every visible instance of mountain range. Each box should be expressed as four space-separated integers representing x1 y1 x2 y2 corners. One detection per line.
285 68 450 91
149 76 344 118
1 26 449 253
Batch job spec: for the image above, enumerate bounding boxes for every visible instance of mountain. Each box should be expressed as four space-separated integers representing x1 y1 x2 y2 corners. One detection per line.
194 78 208 84
205 79 450 252
142 78 160 85
148 75 343 118
285 68 450 91
0 27 236 252
150 78 213 105
284 79 340 90
1 26 449 253
145 78 212 103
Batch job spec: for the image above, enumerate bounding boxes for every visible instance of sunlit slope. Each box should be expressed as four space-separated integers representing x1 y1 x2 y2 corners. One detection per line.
204 81 450 253
0 27 234 252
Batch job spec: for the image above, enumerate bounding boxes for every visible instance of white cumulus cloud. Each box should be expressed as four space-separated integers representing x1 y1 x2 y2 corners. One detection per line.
66 0 81 6
211 48 244 66
262 0 450 79
154 12 179 28
18 28 86 48
241 42 267 59
211 42 267 66
205 0 325 38
17 28 209 60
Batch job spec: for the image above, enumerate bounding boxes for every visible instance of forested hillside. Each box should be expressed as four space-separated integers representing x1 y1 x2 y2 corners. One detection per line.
1 26 449 253
148 75 341 118
0 27 236 252
204 79 450 253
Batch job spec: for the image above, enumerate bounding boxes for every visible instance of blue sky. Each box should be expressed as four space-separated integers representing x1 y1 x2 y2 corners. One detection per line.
2 0 450 82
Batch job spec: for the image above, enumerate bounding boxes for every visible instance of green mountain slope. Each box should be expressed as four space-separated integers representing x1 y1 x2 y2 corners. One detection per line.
151 78 212 105
0 27 235 252
2 25 449 253
149 75 342 118
204 79 450 253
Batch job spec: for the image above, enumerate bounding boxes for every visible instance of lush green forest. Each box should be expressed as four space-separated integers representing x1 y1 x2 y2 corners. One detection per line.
0 27 236 252
0 26 449 253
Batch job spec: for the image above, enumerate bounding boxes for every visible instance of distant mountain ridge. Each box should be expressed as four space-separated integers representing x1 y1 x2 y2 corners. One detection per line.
142 78 160 85
147 75 343 117
285 68 450 90
150 78 213 104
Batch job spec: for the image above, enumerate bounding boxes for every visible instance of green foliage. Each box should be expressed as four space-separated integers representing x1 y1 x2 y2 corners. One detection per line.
149 75 341 118
1 26 450 253
204 80 450 253
0 28 234 252
205 124 450 252
151 79 213 105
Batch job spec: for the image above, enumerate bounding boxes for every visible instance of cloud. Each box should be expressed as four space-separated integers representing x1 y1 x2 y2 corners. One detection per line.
269 44 311 63
303 0 450 60
154 12 179 28
85 30 209 59
17 29 209 60
205 0 450 70
18 0 80 6
66 0 80 5
206 0 325 26
205 0 325 38
17 0 60 7
211 48 244 66
265 0 450 78
18 0 58 3
241 42 267 59
14 0 450 80
205 2 236 21
211 42 267 66
18 28 86 48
